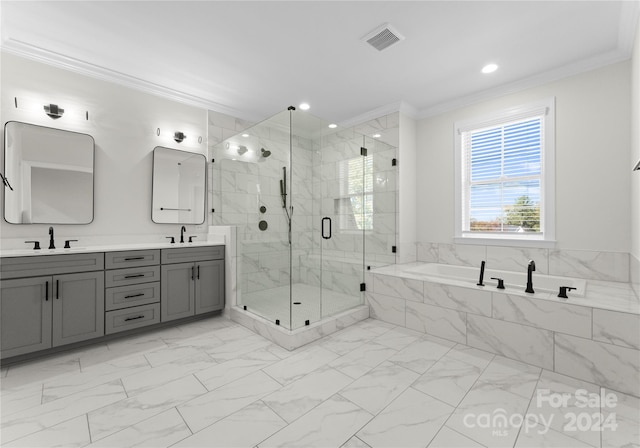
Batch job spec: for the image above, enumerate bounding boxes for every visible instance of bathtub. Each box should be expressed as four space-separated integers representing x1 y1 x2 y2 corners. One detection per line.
404 263 587 297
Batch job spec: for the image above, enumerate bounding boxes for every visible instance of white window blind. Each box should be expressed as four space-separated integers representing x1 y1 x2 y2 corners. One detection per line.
455 98 555 244
336 156 373 230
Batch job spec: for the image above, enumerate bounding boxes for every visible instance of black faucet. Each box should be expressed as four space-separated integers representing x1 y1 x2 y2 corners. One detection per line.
180 226 186 243
525 260 536 293
48 226 55 249
477 260 485 286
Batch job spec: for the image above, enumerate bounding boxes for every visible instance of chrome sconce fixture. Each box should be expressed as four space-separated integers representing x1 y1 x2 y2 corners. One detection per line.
44 103 64 119
173 131 186 143
634 159 640 172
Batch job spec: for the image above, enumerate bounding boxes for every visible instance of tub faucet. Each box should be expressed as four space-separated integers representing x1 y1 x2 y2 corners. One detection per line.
525 260 536 293
48 226 55 249
180 226 186 243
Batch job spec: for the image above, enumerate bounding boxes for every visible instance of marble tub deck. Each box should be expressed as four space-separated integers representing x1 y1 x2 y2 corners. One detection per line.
1 315 638 448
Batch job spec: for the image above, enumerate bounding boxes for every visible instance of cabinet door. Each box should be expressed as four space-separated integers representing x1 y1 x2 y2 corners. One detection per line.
52 271 105 347
195 260 225 314
161 262 195 322
0 276 52 358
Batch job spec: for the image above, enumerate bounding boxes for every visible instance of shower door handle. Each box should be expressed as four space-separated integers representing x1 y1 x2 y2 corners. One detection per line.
321 217 332 239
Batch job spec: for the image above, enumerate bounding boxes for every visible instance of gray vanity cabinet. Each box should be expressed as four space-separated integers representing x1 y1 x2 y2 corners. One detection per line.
0 276 52 358
160 246 224 322
0 254 105 359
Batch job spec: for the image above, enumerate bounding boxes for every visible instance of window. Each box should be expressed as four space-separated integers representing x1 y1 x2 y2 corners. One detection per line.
454 99 555 245
336 156 373 231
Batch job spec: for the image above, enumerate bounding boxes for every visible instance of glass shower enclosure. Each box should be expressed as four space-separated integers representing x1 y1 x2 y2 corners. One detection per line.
211 108 396 330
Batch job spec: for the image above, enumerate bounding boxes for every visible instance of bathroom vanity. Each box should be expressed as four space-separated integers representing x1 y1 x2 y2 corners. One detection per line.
0 244 224 360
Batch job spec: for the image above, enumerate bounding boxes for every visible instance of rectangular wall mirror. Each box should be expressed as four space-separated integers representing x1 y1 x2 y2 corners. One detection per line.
151 146 206 224
3 121 95 224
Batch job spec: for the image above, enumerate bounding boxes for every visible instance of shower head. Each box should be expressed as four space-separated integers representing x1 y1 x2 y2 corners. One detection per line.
261 148 271 158
237 145 248 155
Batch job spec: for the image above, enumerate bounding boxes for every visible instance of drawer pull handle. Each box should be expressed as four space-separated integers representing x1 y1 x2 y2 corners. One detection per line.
124 293 145 299
124 274 145 279
124 315 145 322
124 257 145 261
45 280 49 301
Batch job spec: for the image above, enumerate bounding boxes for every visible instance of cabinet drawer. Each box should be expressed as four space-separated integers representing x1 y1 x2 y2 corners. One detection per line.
105 282 160 311
1 253 104 280
105 303 160 335
105 250 160 269
161 246 224 264
105 266 160 287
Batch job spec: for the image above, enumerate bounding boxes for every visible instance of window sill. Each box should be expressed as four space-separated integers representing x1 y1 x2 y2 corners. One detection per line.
453 236 556 249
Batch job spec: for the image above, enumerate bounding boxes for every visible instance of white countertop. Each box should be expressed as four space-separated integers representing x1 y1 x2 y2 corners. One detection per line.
0 240 224 258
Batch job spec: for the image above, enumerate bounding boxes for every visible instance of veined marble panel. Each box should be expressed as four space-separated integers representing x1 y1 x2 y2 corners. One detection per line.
423 282 492 316
554 333 640 397
366 292 406 327
406 301 467 344
593 308 640 350
549 249 629 282
438 243 486 267
486 246 549 274
492 293 592 338
466 314 554 369
373 274 423 302
417 242 438 262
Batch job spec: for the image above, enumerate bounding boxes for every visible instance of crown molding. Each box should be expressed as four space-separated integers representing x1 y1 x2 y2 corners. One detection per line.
338 100 418 128
0 38 263 123
417 48 631 120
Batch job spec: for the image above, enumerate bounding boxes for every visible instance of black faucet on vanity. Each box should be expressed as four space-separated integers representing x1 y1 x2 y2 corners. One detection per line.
180 226 186 243
48 226 55 249
525 260 536 293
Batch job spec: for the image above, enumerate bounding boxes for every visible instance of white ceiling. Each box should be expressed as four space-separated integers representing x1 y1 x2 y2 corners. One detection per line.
1 1 638 125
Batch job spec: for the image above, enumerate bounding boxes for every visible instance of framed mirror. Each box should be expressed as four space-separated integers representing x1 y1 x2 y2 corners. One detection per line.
3 121 95 224
151 146 206 224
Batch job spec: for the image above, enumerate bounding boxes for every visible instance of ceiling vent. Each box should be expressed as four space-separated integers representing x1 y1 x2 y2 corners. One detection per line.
362 23 405 51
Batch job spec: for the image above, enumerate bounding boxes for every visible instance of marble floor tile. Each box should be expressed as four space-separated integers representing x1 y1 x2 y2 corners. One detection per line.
87 375 206 441
388 336 455 374
2 380 127 444
205 334 273 362
411 355 485 407
173 401 286 447
262 366 353 423
445 344 495 369
121 352 216 396
142 344 205 367
2 357 80 390
341 436 372 447
1 383 44 416
446 383 532 447
372 327 420 350
357 387 453 448
259 394 373 448
339 361 419 414
177 370 282 433
195 349 279 391
262 345 339 385
352 318 397 336
473 356 541 399
514 423 595 448
88 408 191 448
318 326 380 356
4 415 90 448
427 426 485 447
329 342 397 379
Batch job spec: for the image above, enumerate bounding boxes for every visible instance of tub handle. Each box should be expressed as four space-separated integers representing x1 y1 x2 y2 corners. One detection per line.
490 277 505 289
558 286 576 299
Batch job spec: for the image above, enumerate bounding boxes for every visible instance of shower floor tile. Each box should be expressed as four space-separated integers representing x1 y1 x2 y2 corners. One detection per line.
2 315 638 448
241 283 362 329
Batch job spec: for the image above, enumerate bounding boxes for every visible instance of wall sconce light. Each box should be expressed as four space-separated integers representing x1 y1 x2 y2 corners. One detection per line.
634 159 640 172
174 131 186 143
44 103 64 119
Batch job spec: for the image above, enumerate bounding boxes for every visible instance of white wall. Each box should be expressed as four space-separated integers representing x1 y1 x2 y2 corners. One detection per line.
631 18 640 293
398 113 417 263
417 61 631 253
0 53 208 249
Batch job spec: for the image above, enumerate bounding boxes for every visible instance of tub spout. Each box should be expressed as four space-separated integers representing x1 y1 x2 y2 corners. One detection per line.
525 260 536 293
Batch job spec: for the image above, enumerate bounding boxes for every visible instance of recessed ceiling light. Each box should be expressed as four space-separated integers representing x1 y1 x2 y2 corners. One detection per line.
373 133 381 138
481 63 498 74
328 124 337 129
242 133 249 137
299 103 310 110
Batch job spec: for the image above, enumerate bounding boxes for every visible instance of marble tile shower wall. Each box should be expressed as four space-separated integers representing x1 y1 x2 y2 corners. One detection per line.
208 113 315 296
417 242 631 283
